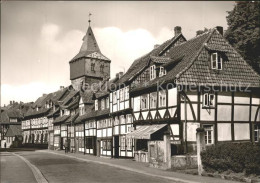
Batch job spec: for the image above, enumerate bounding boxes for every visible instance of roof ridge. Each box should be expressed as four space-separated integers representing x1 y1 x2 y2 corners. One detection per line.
175 29 215 80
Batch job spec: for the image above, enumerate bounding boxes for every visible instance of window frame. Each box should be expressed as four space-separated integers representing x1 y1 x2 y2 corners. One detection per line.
95 100 98 111
141 94 149 110
158 90 166 108
203 124 214 145
150 65 156 80
159 67 166 77
202 93 215 108
150 92 157 109
211 52 222 70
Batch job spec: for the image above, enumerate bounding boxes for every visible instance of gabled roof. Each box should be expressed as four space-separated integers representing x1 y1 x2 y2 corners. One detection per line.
5 125 22 137
0 109 23 123
131 28 260 92
70 26 110 62
114 33 186 87
47 107 60 118
65 112 79 125
53 115 70 124
61 90 79 106
80 90 94 104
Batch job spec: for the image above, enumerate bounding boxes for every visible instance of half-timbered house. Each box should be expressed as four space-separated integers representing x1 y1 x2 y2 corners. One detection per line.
127 26 260 156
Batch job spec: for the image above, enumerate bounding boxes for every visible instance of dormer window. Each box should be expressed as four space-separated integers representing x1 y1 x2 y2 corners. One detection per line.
159 67 167 77
211 52 222 70
100 64 104 73
91 63 95 71
203 93 215 108
95 100 98 111
150 65 156 80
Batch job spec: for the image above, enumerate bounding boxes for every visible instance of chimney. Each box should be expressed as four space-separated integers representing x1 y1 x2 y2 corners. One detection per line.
13 100 15 105
10 101 12 105
174 26 182 37
116 73 119 79
216 26 223 36
154 44 160 49
119 72 124 79
42 94 47 97
60 86 64 90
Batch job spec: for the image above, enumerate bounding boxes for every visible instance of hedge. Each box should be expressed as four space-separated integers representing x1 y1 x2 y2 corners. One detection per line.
201 142 260 175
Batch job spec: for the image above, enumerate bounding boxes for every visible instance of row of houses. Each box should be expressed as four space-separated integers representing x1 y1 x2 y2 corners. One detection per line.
0 101 32 148
20 24 260 163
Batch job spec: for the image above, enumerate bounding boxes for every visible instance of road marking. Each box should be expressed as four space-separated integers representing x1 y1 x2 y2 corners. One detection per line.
43 151 200 183
12 153 48 183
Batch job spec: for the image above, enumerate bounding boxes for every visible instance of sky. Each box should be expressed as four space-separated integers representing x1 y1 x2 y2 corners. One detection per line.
1 1 235 106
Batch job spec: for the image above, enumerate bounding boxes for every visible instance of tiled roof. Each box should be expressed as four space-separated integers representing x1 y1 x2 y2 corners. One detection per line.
75 111 96 124
32 94 49 108
6 109 23 119
66 96 80 109
131 28 260 92
47 107 60 118
95 91 109 99
80 90 94 104
61 90 79 106
150 56 172 64
65 112 79 125
114 33 185 87
95 108 110 117
5 125 22 137
70 26 110 62
176 29 260 87
0 111 10 123
53 115 70 124
25 108 51 117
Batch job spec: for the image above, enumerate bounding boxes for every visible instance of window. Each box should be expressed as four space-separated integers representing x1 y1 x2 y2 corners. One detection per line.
119 89 124 101
103 141 107 150
126 114 132 124
101 99 105 110
113 92 117 104
107 119 112 127
141 94 149 110
150 92 157 109
159 90 166 107
150 65 156 80
211 52 222 70
100 64 104 73
203 93 215 108
121 136 126 150
203 125 214 145
107 140 111 150
159 67 166 77
120 115 125 124
106 97 109 109
95 100 98 111
125 86 129 100
91 62 95 71
114 117 119 125
127 138 132 150
255 125 260 142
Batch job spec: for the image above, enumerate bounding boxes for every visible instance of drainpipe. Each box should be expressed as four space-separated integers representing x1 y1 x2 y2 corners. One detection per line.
184 95 188 154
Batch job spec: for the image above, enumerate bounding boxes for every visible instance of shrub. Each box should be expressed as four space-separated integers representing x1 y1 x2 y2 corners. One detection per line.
201 142 260 175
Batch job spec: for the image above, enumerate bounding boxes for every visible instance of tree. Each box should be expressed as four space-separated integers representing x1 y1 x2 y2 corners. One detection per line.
225 1 260 73
196 28 209 36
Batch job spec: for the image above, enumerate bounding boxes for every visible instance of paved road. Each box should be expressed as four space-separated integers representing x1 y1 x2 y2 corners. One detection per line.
1 151 176 183
0 152 37 183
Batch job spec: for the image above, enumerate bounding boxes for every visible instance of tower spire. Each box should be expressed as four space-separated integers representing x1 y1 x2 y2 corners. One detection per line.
88 13 92 27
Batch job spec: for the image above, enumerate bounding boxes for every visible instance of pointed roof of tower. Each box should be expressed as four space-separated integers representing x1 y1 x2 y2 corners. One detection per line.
80 26 101 53
70 26 110 63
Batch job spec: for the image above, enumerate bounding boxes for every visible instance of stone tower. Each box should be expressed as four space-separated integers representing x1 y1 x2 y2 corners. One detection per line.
69 25 111 91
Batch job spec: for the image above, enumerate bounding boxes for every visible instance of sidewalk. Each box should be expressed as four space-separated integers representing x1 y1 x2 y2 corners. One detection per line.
40 149 240 183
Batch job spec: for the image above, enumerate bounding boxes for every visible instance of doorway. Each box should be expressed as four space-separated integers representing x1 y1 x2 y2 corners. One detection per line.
114 136 119 158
